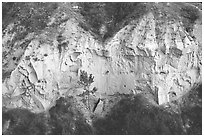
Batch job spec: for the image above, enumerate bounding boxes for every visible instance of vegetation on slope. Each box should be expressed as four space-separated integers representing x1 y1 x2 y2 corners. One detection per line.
93 84 202 135
2 2 58 33
2 84 202 135
2 2 201 41
78 2 148 41
2 2 202 135
2 97 93 135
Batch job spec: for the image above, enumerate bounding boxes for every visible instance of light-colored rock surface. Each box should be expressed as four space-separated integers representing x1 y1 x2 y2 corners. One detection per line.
2 10 202 113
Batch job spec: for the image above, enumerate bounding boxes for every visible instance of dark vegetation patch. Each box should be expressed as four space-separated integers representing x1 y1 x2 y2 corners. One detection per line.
93 94 184 135
2 84 202 135
179 3 201 33
93 84 202 135
2 2 58 33
78 2 201 42
78 2 148 42
48 97 93 135
178 83 202 134
2 2 201 44
2 108 47 135
2 97 93 135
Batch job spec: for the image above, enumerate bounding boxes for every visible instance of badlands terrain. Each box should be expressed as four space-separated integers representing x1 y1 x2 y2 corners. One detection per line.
2 2 202 134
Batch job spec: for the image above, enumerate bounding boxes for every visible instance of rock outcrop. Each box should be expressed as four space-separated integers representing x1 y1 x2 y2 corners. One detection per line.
2 3 202 115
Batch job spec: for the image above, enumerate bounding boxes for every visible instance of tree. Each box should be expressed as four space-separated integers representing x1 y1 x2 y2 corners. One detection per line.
78 70 97 110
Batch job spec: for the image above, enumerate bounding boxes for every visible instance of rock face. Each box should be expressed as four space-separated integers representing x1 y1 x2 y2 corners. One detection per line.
2 3 202 114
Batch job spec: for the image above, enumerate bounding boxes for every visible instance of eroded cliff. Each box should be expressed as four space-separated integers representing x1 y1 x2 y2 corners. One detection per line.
2 2 202 134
